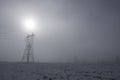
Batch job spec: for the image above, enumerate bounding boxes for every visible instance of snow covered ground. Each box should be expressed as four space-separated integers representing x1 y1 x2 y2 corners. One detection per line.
0 62 120 80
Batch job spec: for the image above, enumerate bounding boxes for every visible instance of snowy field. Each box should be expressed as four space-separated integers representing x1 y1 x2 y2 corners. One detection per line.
0 62 120 80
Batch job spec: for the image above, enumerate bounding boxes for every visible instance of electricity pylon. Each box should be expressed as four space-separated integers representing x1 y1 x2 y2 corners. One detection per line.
21 33 35 63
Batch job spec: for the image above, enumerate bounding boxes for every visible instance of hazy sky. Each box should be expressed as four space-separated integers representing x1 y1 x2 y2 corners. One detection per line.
0 0 120 62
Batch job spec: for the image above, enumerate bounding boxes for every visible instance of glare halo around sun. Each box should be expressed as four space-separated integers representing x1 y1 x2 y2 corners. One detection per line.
22 16 37 33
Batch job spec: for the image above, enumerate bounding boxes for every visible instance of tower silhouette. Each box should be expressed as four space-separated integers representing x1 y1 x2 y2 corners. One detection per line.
21 33 35 63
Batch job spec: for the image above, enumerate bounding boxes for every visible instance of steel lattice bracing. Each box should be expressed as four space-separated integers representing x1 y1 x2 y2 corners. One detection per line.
21 33 35 63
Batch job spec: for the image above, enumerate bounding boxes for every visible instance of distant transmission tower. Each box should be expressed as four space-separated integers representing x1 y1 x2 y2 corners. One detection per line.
115 55 120 63
21 33 35 63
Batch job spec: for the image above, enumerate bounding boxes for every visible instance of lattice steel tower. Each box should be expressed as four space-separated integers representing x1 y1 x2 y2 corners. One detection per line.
21 33 35 63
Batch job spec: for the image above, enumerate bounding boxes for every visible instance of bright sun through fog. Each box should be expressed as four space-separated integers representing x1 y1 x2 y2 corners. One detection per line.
22 16 37 33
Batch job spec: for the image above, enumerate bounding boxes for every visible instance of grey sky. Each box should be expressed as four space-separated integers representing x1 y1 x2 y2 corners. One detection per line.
0 0 120 62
